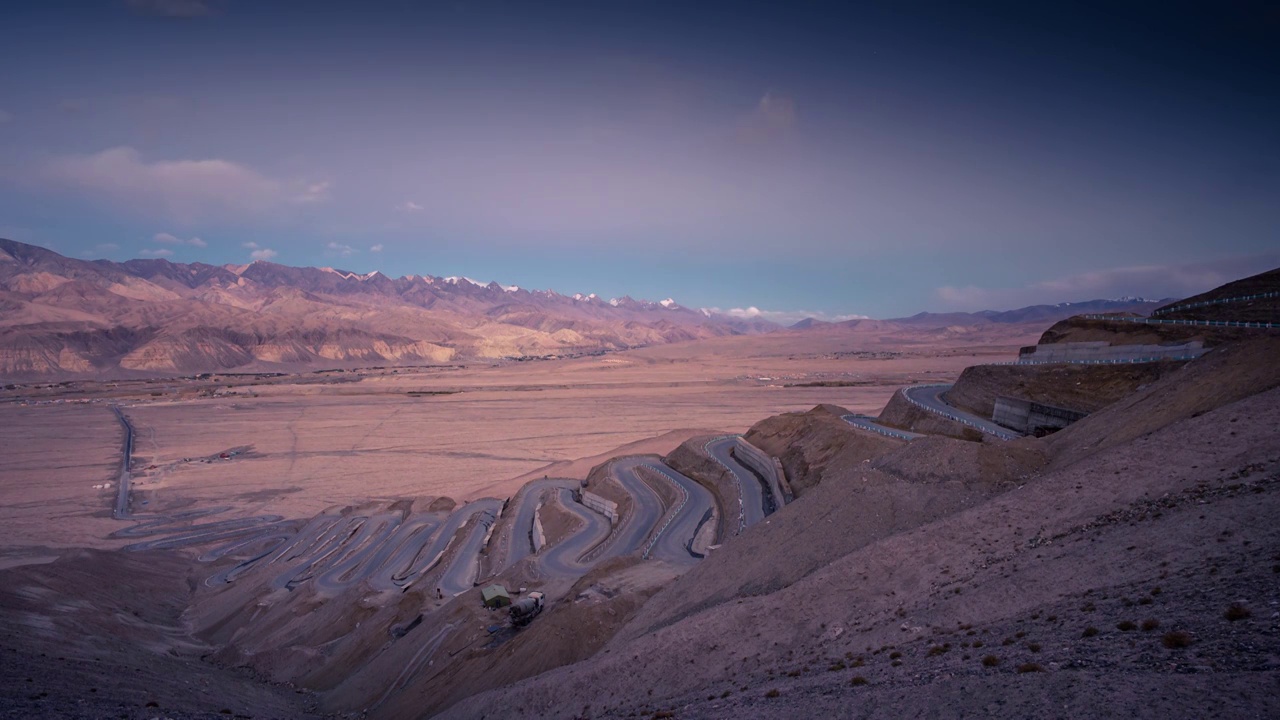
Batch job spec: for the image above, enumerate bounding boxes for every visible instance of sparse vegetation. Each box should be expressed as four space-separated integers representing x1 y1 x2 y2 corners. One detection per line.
889 651 902 659
1116 621 1137 632
982 655 1000 667
1141 618 1160 631
1082 626 1099 638
1162 631 1193 649
828 660 847 671
1027 642 1041 652
1016 663 1045 673
850 676 869 686
764 689 780 699
1223 603 1252 621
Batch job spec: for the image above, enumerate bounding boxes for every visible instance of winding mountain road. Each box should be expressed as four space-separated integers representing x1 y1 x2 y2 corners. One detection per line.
609 456 716 564
704 436 774 532
901 384 1021 440
841 414 923 441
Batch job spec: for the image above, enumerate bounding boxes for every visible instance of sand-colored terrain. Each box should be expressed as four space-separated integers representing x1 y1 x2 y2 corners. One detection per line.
0 331 1032 560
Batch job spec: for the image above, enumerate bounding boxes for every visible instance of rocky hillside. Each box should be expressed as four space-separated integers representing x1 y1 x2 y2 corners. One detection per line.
0 239 775 378
442 338 1280 719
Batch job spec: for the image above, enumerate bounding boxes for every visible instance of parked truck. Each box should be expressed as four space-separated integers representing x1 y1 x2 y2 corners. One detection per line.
509 591 545 627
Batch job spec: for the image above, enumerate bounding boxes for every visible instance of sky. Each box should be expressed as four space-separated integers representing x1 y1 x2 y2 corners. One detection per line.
0 0 1277 320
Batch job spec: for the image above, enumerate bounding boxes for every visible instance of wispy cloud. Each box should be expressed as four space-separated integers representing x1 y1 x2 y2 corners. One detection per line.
43 146 327 224
705 306 869 326
153 231 206 247
324 241 355 257
295 181 331 204
738 92 797 143
369 243 384 253
935 254 1280 311
241 241 277 261
398 201 424 212
139 247 175 258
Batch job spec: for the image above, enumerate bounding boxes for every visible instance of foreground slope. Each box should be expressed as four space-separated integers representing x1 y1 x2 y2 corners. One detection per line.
441 337 1280 718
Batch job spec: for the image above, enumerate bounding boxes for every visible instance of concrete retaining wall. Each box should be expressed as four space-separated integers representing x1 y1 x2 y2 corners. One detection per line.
1019 340 1205 363
581 491 618 524
531 504 546 554
993 395 1089 435
734 437 792 505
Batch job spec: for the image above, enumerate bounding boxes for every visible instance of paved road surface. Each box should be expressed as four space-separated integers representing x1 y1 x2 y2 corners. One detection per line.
901 384 1021 440
537 488 613 575
704 437 774 532
610 456 716 565
841 414 923 441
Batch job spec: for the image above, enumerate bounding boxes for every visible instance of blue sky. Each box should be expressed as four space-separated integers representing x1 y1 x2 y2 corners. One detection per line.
1 0 1277 320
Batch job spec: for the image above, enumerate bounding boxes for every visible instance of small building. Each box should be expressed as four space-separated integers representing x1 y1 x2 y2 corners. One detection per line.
481 584 511 608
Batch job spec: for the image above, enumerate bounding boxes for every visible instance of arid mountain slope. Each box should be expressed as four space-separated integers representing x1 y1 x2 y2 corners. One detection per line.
0 239 773 378
441 338 1280 719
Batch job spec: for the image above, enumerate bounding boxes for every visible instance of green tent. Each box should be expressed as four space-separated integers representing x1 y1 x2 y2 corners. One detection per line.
482 584 511 608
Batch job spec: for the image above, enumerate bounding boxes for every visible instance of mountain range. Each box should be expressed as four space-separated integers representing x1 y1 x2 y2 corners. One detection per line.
0 239 1168 379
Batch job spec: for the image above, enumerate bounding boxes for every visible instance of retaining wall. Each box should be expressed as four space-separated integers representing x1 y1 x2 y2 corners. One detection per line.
1019 340 1205 363
581 491 618 524
993 395 1089 435
734 437 792 504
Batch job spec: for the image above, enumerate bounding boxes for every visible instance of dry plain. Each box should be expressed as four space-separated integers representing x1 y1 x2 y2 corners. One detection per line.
0 328 1036 560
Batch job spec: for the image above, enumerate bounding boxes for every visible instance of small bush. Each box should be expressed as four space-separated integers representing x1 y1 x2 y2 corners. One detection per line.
764 689 780 699
1016 663 1045 673
850 676 868 686
972 640 983 648
828 660 846 671
1141 619 1160 631
982 655 1000 667
1027 643 1041 652
1223 604 1252 621
1116 621 1137 632
850 657 865 668
888 651 902 659
927 644 951 657
1081 627 1099 638
1161 631 1193 649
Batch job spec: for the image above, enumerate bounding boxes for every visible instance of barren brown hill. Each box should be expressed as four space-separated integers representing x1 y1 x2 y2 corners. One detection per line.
0 239 776 379
440 337 1280 720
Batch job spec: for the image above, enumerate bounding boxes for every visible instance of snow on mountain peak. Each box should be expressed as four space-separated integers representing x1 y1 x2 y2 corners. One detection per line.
660 298 677 308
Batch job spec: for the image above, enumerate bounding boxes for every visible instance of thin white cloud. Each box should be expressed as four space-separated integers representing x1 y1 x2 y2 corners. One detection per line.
45 146 284 223
153 231 206 247
704 306 869 326
369 243 384 253
738 92 797 143
325 241 355 257
139 247 175 258
295 181 331 204
249 248 277 261
399 201 424 212
934 254 1280 311
44 147 328 224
